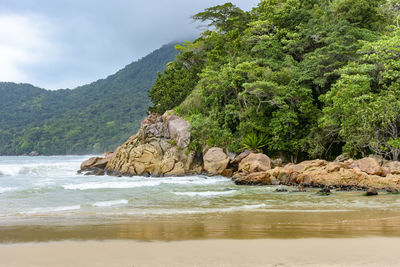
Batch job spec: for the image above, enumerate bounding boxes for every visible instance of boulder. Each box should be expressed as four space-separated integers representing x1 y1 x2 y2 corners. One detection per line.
232 150 253 164
384 161 400 175
234 171 271 185
80 156 112 175
238 153 271 173
349 157 382 175
168 118 190 148
28 151 39 156
365 188 378 196
104 114 200 177
81 157 103 170
161 110 180 124
203 147 230 175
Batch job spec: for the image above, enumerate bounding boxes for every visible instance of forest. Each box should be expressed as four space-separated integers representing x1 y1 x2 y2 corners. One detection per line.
0 43 178 155
149 0 400 162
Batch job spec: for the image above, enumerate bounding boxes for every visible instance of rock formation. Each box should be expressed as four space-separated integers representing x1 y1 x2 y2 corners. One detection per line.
78 113 400 191
233 156 400 191
105 111 202 176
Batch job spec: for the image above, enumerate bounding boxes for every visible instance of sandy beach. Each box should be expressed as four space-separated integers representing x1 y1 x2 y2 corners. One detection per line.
1 238 399 267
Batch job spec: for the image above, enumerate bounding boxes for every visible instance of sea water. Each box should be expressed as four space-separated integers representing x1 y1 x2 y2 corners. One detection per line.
2 156 400 242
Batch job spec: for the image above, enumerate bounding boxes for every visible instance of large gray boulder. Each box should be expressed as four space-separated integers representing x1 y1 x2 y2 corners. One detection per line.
168 118 190 148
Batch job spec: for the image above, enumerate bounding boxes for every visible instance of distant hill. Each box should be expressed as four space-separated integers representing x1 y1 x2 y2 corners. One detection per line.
0 43 179 155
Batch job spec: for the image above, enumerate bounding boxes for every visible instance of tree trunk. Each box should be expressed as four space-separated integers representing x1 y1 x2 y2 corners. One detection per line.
392 149 399 161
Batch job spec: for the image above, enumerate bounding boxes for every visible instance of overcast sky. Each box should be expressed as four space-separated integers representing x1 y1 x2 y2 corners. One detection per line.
0 0 259 90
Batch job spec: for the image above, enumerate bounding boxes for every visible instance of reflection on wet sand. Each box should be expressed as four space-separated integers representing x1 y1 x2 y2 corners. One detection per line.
2 210 400 243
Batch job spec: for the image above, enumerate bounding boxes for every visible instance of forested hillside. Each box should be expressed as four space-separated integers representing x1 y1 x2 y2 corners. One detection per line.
0 43 178 155
149 0 400 162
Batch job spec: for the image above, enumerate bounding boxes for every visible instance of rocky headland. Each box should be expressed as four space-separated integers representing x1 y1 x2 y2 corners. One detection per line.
80 113 400 192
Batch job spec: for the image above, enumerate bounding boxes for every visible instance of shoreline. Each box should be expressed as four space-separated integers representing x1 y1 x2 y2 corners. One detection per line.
1 238 399 266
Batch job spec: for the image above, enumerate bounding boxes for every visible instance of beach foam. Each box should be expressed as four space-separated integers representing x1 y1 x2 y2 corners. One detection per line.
173 190 236 197
93 199 129 207
21 205 81 215
62 181 162 190
0 187 16 194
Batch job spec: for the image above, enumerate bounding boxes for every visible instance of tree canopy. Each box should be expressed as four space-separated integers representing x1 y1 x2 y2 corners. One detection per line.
149 0 400 162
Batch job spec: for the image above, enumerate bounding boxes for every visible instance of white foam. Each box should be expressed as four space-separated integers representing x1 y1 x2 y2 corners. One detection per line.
0 162 78 177
21 205 81 215
93 199 129 207
111 204 269 215
174 191 236 197
62 181 162 190
0 187 16 194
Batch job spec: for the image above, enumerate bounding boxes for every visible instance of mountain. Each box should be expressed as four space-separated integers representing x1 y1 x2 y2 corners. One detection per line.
0 43 179 155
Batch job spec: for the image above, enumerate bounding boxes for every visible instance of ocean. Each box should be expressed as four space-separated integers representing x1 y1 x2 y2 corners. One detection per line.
1 155 400 242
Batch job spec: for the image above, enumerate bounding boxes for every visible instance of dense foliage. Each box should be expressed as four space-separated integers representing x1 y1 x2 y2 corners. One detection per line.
149 0 400 161
0 43 178 155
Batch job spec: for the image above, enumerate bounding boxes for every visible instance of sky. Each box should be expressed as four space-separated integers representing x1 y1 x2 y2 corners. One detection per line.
0 0 259 90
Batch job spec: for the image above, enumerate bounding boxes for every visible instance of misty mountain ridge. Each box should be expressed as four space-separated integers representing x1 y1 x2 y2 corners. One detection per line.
0 42 179 155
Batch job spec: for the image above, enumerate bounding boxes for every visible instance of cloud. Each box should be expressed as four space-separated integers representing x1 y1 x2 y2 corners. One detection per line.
0 13 57 86
0 0 260 89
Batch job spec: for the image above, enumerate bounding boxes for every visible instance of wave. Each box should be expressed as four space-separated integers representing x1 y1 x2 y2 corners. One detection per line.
0 187 16 194
173 190 236 197
20 205 81 215
93 199 129 207
63 180 162 190
0 162 78 177
63 176 229 191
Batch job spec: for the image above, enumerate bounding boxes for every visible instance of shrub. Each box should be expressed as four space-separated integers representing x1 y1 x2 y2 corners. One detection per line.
241 132 268 152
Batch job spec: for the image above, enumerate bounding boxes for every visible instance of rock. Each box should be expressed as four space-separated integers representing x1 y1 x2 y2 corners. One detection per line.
232 150 253 164
318 187 331 196
234 171 271 185
161 110 180 124
232 158 400 191
84 167 105 176
28 151 39 156
335 154 349 162
365 188 378 196
81 157 103 170
103 151 114 158
221 168 233 177
203 147 230 176
384 161 400 175
238 153 271 174
168 118 190 148
271 158 283 168
274 188 288 192
386 186 400 194
350 157 382 175
144 122 169 138
104 114 200 177
80 156 112 175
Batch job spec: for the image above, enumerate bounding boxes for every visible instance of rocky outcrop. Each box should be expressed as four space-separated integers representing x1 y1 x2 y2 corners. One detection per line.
233 157 400 191
203 147 230 175
105 111 202 176
79 152 114 175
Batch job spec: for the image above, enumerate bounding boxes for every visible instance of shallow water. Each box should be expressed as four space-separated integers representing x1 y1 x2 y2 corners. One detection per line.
1 156 400 242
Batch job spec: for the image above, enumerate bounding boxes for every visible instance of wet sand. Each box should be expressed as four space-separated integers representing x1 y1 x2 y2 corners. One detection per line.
1 238 399 267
